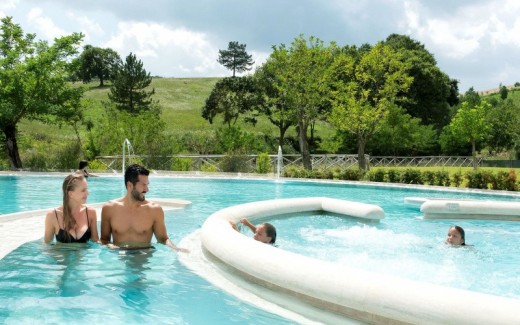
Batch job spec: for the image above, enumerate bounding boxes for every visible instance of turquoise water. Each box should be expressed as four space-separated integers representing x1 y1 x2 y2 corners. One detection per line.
1 175 520 323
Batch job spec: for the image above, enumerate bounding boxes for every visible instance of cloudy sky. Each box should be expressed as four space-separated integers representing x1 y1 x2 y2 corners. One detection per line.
2 0 520 92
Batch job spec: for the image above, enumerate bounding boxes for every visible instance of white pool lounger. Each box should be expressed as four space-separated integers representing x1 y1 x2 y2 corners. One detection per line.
421 199 520 221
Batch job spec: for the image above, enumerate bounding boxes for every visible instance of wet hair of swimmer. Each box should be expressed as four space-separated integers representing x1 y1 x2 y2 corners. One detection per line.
452 225 466 245
263 223 277 244
124 164 150 188
78 160 89 170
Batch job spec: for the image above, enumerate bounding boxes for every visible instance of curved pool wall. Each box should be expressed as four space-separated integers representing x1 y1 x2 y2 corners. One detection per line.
198 197 520 324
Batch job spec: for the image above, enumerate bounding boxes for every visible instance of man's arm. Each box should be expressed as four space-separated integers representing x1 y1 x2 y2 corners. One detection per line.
153 205 189 253
100 205 112 245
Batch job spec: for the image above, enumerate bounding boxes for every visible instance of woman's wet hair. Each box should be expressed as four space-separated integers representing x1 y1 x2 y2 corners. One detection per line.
124 164 150 188
451 225 466 245
263 223 277 244
62 173 85 239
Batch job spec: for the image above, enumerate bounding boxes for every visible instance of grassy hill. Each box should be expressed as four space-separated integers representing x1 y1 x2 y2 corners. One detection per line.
14 77 335 169
12 77 519 170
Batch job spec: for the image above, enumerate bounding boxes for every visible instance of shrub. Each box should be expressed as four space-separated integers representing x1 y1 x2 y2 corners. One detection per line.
283 165 311 178
339 168 362 181
171 157 192 171
506 169 518 191
465 170 494 189
200 163 219 172
330 166 343 180
434 170 451 187
401 168 422 184
367 169 386 182
386 169 400 183
313 168 333 179
452 171 463 187
423 171 435 185
220 154 251 173
255 153 272 174
88 159 107 171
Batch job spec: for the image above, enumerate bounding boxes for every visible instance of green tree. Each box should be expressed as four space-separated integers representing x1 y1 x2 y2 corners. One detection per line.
444 101 491 169
108 52 155 114
369 106 437 155
486 98 518 154
0 16 84 169
88 103 169 168
201 76 259 128
499 83 508 100
217 41 254 77
384 34 454 130
327 42 413 170
268 35 333 170
73 45 121 87
254 56 294 148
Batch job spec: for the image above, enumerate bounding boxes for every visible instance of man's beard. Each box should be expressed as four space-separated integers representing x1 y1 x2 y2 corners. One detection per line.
131 188 145 202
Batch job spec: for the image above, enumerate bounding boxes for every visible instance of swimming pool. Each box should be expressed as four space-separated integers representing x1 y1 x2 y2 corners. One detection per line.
1 174 520 323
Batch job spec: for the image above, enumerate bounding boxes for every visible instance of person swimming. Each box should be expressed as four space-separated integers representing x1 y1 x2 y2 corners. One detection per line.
446 225 466 246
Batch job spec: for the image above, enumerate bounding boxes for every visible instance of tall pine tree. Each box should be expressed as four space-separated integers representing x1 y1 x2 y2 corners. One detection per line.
217 41 254 77
108 53 155 114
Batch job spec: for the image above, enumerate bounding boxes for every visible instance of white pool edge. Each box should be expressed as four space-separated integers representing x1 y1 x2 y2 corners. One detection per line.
196 197 520 324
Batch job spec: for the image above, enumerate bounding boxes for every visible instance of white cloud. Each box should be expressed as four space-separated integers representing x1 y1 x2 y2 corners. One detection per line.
104 21 226 77
26 7 67 40
66 12 104 43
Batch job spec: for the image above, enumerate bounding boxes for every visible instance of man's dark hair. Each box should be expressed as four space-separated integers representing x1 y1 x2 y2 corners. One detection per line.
124 164 150 188
78 160 89 170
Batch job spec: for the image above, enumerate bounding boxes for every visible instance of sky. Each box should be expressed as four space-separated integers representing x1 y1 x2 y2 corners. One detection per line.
1 0 520 93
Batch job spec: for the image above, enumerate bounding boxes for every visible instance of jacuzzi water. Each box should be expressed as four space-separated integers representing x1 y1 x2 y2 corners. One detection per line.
0 174 519 323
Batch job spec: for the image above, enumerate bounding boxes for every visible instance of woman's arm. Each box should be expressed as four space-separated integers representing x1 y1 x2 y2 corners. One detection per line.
43 211 56 244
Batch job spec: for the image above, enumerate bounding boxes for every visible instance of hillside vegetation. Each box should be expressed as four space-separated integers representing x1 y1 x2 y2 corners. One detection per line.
11 78 520 171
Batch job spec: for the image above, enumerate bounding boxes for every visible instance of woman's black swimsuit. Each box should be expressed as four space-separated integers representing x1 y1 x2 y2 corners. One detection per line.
55 209 91 243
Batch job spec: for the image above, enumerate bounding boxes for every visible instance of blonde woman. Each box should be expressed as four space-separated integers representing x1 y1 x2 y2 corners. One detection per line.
44 173 99 243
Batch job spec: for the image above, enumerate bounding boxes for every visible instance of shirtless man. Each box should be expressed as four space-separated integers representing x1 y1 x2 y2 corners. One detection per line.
101 164 188 252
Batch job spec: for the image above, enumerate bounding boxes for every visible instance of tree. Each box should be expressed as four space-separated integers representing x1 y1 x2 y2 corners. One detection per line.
327 42 413 170
108 53 155 114
73 45 121 87
369 106 437 155
383 34 454 130
485 99 518 154
499 83 508 100
266 35 333 170
217 41 254 77
444 101 491 169
254 56 294 148
0 16 84 169
201 76 259 128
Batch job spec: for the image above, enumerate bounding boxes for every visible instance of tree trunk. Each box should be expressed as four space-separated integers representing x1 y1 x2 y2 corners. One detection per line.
3 124 23 169
357 136 368 171
278 123 290 148
472 140 477 170
298 120 312 170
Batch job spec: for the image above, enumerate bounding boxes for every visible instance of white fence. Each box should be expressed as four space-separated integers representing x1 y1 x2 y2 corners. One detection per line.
94 154 482 173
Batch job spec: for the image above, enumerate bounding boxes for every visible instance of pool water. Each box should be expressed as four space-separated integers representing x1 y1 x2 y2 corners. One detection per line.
1 175 520 324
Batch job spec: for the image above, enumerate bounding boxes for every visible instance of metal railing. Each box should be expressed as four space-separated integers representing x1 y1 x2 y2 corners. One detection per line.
94 154 481 173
